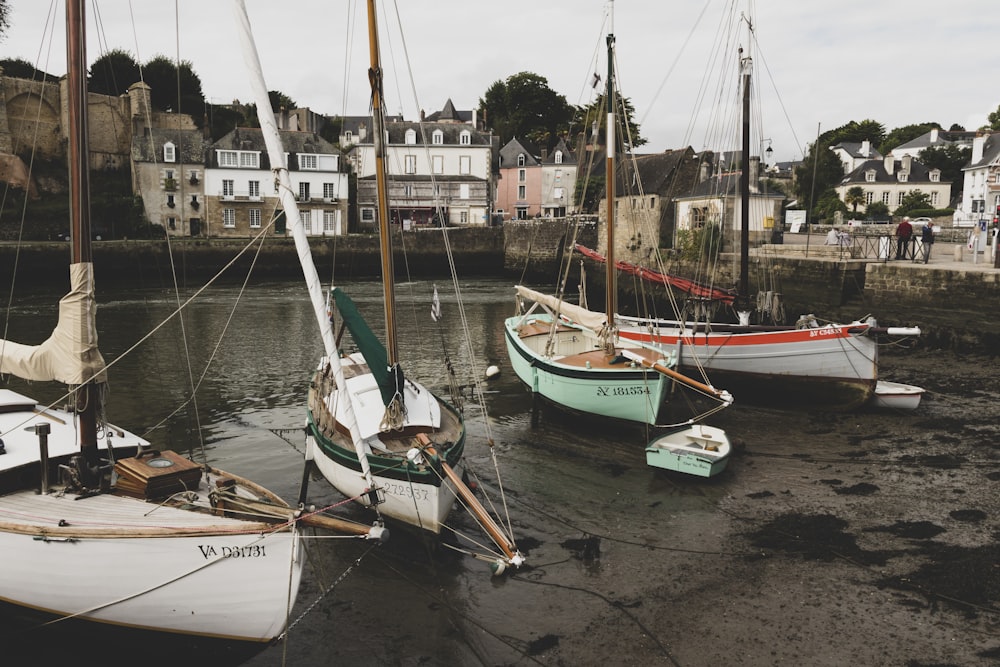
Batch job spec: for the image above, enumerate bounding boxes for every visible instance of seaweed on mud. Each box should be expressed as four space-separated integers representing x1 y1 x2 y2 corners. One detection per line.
881 543 1000 611
746 512 889 566
897 453 965 469
561 536 601 563
833 482 879 496
746 490 774 499
948 509 987 522
819 479 843 486
866 521 946 540
527 634 560 655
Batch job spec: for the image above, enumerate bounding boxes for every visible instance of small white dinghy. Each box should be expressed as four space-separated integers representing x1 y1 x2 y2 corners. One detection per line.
645 424 731 478
872 381 925 410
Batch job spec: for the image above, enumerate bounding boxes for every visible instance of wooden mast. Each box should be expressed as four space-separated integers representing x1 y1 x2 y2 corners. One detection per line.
66 0 100 457
367 0 397 367
604 1 617 347
736 19 753 320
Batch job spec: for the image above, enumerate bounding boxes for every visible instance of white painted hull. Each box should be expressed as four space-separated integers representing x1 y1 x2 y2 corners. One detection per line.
504 315 673 425
309 435 459 534
645 424 731 478
872 381 925 410
617 317 878 409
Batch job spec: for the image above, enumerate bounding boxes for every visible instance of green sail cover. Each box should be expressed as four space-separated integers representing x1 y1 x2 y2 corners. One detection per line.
332 288 401 407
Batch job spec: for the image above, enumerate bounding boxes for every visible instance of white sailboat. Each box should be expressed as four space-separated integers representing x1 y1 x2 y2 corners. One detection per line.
234 1 523 571
504 2 733 427
0 0 342 648
607 9 920 410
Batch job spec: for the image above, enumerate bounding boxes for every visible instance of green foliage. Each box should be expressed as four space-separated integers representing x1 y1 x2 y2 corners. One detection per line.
142 55 205 119
573 175 605 213
893 190 933 217
820 119 886 148
478 72 574 149
793 144 844 218
675 224 721 261
815 189 848 221
906 207 954 218
845 186 865 213
918 143 970 200
988 104 1000 131
0 1 8 38
88 49 140 96
879 123 939 154
570 93 646 148
267 90 296 112
205 104 247 141
865 201 889 218
320 116 344 145
0 57 55 80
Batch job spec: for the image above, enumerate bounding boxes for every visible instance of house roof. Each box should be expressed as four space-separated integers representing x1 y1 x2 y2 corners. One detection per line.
337 114 405 136
424 98 473 123
212 127 341 155
131 128 207 163
839 157 947 186
831 141 883 160
894 129 977 153
376 121 489 146
542 137 577 165
614 149 692 195
966 132 1000 169
499 137 540 166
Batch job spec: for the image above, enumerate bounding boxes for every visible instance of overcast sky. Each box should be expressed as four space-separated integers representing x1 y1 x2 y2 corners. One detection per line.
2 1 997 162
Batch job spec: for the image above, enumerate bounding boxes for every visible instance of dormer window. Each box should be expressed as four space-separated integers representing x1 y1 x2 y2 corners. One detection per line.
898 172 908 183
459 130 470 145
164 141 176 163
300 154 318 170
865 170 876 183
554 150 563 164
432 130 443 145
405 129 417 145
930 170 940 183
517 153 525 166
344 130 353 143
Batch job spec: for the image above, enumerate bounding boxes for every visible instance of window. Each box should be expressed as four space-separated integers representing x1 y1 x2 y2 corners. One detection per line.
164 142 176 163
218 150 238 167
555 169 562 181
899 172 908 182
930 171 940 182
223 208 235 228
323 182 337 200
222 179 234 199
165 169 174 180
218 150 258 168
865 170 875 183
323 210 339 233
460 184 470 199
239 152 259 168
882 191 890 204
460 211 468 223
518 168 526 182
434 184 441 197
459 155 471 175
459 130 470 145
166 194 175 208
432 130 443 145
931 192 939 206
897 192 905 205
298 182 310 201
361 208 375 223
517 185 526 199
248 180 260 200
403 184 413 197
517 153 525 166
649 196 656 208
405 155 416 174
554 187 564 200
433 155 444 174
405 129 417 145
299 154 318 170
167 216 176 230
249 208 261 228
691 208 707 229
554 150 563 164
865 192 874 205
345 130 353 143
299 211 310 228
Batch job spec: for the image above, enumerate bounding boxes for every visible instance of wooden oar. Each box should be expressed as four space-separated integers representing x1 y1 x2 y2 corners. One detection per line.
620 349 733 404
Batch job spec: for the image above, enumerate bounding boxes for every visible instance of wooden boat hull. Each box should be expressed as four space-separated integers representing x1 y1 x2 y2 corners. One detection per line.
307 363 466 534
872 381 925 410
617 318 878 409
645 424 731 478
504 314 673 425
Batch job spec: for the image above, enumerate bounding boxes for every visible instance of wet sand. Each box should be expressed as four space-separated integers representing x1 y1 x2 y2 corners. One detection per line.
247 346 999 666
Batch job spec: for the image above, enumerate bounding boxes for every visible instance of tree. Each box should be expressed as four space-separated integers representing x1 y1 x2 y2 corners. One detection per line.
569 93 646 148
894 190 932 217
879 123 939 154
89 49 141 96
268 90 296 112
478 72 574 149
793 142 845 219
988 104 1000 131
822 119 886 148
865 201 889 219
919 143 971 201
0 1 8 40
142 55 205 118
845 186 865 213
0 57 55 80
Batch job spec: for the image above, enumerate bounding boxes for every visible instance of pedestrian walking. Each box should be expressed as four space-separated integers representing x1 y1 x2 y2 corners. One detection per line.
895 217 913 259
920 222 934 263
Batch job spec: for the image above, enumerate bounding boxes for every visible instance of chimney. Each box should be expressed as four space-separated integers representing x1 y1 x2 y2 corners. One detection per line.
541 147 548 161
930 128 939 144
699 158 710 183
972 133 986 164
359 122 367 142
860 139 871 157
901 154 912 173
884 154 895 176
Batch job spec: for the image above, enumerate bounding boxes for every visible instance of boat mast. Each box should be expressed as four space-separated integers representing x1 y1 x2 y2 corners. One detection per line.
604 1 616 342
67 0 100 456
367 0 398 367
735 23 752 322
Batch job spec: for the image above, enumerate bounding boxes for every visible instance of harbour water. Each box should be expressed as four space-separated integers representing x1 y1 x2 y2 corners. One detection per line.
3 277 998 665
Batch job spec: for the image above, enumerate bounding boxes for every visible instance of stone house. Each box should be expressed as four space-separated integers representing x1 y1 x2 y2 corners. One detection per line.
204 127 348 238
131 126 207 237
834 154 950 215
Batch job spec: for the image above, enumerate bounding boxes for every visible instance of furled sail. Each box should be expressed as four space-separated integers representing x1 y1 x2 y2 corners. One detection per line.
332 287 403 409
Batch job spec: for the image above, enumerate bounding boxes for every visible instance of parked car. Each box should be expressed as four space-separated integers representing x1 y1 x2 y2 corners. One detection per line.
910 217 932 228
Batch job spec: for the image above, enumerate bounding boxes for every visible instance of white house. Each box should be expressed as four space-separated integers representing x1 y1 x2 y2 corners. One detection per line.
830 139 881 174
956 132 1000 227
834 154 950 216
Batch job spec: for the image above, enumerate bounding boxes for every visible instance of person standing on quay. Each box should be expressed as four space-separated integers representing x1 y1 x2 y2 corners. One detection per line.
895 216 913 259
920 222 934 263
